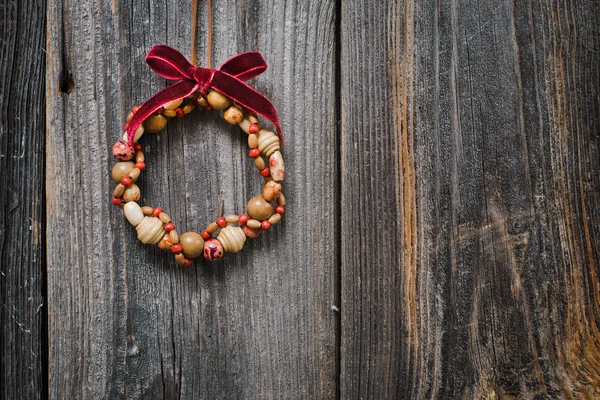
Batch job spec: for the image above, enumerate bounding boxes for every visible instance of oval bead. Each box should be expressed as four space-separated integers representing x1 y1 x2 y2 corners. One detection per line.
136 217 165 244
269 151 285 182
239 118 252 134
112 162 135 183
257 130 280 157
217 226 246 253
164 99 183 110
143 114 168 133
180 232 205 259
123 201 144 226
122 125 144 143
207 91 232 110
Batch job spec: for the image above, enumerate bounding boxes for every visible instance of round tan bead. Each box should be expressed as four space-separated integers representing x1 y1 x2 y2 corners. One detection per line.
207 91 232 110
164 99 183 110
217 226 246 253
257 130 280 157
114 183 125 197
277 193 286 206
141 206 154 215
248 134 258 148
112 162 135 183
157 234 173 251
268 213 281 225
158 212 171 224
143 114 168 133
180 232 205 259
174 253 186 265
246 219 262 229
247 195 274 221
262 181 282 202
225 215 239 224
223 105 244 124
123 201 144 226
135 151 145 162
122 184 141 202
239 118 252 134
136 217 164 244
254 156 265 170
129 167 141 182
169 229 180 244
206 222 219 234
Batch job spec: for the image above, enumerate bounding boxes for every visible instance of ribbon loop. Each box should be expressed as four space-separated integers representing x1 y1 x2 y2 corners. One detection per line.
126 45 283 148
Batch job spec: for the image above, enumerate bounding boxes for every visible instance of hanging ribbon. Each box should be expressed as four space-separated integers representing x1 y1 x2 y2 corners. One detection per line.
126 45 283 148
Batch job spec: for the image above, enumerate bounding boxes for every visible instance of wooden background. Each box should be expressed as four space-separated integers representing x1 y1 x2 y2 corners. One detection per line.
1 0 599 398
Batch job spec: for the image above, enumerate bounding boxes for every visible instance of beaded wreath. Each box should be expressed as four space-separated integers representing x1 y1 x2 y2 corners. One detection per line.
110 45 285 265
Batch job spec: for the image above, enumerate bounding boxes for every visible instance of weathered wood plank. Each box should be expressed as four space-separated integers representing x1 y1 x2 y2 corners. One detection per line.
341 0 600 398
46 0 338 398
0 0 47 398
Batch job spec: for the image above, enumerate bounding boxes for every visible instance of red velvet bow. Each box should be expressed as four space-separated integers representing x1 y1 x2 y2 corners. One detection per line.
126 45 283 148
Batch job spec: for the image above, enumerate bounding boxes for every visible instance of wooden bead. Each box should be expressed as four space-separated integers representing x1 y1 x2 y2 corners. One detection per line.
239 118 252 134
112 140 134 161
197 97 208 107
225 214 239 224
135 151 145 162
204 239 224 261
262 181 282 202
122 125 144 144
123 201 144 226
223 105 244 124
126 112 134 123
158 212 171 224
141 206 153 215
254 156 265 170
163 109 176 118
247 195 274 221
169 229 180 244
136 217 165 244
164 99 183 110
269 151 285 182
112 162 135 183
122 184 141 202
248 133 258 148
268 213 281 225
174 253 186 265
217 226 246 253
207 91 232 110
246 219 262 229
157 234 173 251
277 193 286 206
243 224 262 238
113 183 125 197
257 130 280 157
143 114 168 133
129 167 141 182
180 232 205 259
206 222 219 233
183 103 195 114
248 112 259 124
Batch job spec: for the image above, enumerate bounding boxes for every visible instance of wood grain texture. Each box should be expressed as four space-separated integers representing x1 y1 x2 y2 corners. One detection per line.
46 0 338 398
341 0 600 398
0 0 47 398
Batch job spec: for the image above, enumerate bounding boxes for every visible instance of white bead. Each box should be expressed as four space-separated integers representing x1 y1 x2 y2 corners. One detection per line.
239 118 252 134
123 201 144 226
257 130 280 157
136 217 165 244
269 151 285 182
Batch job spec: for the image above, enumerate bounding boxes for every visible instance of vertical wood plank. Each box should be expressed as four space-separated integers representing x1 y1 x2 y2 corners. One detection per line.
46 0 338 398
0 0 47 398
341 0 600 398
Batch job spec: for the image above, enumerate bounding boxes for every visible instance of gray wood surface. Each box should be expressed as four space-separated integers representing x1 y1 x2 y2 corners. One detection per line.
341 0 600 398
0 0 47 398
46 0 337 398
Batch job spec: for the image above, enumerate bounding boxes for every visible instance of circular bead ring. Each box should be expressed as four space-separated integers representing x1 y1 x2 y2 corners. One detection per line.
110 91 285 265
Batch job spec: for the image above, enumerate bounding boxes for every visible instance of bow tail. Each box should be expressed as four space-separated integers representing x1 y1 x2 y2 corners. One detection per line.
211 71 283 145
126 80 199 147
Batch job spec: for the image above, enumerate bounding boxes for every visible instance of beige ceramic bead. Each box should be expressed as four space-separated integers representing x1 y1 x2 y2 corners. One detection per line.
158 212 171 224
246 219 262 229
174 253 186 265
143 114 168 133
268 213 281 225
239 118 252 134
180 232 205 259
262 181 282 202
135 151 145 162
157 234 173 251
248 134 258 148
269 151 285 182
141 206 154 215
112 162 135 183
248 112 258 124
223 105 244 124
127 112 134 123
129 167 141 182
277 193 286 206
206 222 219 234
123 201 144 226
164 99 183 110
225 214 239 224
207 91 232 110
169 229 180 244
247 195 274 221
254 156 265 170
122 125 144 144
136 217 165 244
114 184 125 197
257 130 280 157
122 184 141 202
217 226 246 253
